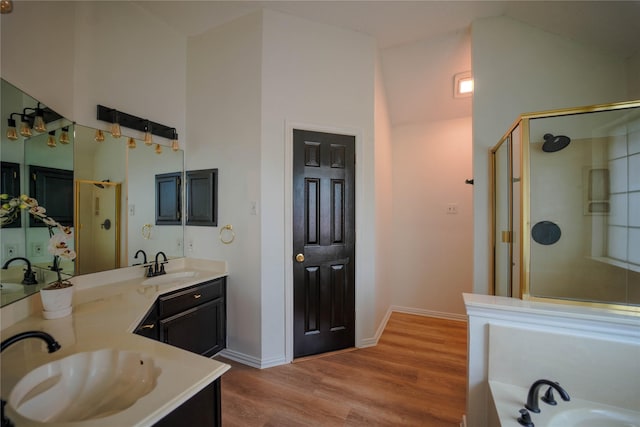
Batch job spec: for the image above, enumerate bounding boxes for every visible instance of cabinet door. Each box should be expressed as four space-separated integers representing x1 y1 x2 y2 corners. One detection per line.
153 379 221 427
160 298 225 357
134 306 159 341
155 172 182 225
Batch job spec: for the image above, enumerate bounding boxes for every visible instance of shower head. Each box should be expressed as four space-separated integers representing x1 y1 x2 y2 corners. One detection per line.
542 133 571 152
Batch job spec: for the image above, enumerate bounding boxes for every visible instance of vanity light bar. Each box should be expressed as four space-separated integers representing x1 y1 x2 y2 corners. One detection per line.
96 105 176 140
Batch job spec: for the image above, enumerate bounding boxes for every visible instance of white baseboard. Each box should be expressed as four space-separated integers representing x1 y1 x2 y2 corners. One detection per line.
222 307 466 368
218 348 287 369
391 305 467 322
358 306 466 349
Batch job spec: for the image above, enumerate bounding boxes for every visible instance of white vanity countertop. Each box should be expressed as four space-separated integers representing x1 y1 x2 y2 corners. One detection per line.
0 258 230 427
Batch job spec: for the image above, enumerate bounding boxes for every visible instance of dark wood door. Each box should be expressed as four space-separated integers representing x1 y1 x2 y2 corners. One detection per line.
293 129 355 358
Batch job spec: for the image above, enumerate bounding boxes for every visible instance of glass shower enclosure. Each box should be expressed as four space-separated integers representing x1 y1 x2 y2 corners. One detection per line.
491 99 640 311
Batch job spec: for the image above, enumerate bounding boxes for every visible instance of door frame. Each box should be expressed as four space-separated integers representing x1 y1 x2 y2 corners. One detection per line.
284 121 364 363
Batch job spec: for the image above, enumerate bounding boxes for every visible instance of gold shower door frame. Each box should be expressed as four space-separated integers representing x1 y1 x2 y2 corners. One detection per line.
490 99 640 313
74 180 121 275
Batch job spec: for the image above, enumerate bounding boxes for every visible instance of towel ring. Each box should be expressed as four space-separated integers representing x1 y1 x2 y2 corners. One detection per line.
142 223 152 240
219 224 235 244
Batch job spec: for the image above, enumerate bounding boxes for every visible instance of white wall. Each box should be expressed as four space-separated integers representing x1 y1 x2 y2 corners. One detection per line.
391 117 473 316
1 2 186 140
471 16 628 295
261 10 376 362
186 12 263 362
373 55 394 336
1 1 76 118
72 2 187 141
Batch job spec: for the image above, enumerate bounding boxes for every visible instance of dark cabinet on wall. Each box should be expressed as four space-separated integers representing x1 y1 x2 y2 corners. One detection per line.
29 165 73 227
1 161 21 228
186 169 218 226
155 172 182 225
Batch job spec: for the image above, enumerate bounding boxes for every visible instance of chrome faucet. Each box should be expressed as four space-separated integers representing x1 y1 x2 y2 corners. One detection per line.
1 331 61 427
525 379 570 413
151 251 168 277
2 257 38 285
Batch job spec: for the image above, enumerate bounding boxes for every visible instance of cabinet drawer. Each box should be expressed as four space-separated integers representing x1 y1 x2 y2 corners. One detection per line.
159 278 225 318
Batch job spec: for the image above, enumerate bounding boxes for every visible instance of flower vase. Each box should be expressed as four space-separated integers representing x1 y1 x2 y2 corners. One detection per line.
40 282 73 319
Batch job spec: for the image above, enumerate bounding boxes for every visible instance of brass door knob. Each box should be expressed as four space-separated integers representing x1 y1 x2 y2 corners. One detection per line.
295 253 305 263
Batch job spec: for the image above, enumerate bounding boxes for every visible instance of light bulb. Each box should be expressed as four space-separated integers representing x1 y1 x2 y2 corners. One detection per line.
19 118 32 138
155 143 162 154
144 121 153 145
128 137 136 149
170 129 179 151
0 0 13 14
94 129 105 142
6 117 18 140
33 109 47 133
111 122 121 138
59 127 70 144
110 110 121 138
47 132 57 148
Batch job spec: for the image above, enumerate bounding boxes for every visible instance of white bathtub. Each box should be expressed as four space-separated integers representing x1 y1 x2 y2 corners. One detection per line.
489 380 640 427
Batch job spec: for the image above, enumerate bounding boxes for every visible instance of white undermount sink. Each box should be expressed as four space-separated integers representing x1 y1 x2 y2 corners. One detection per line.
548 406 640 427
0 282 24 293
8 349 160 423
141 271 198 286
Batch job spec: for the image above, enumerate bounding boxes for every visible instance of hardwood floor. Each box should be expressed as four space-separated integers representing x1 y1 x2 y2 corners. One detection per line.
216 312 468 426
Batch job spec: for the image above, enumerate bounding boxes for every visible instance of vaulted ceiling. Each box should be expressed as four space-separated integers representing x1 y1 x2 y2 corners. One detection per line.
135 1 640 125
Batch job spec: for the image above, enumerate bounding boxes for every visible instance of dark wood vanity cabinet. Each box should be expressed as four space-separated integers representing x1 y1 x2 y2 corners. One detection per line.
157 277 226 357
135 277 227 357
153 380 221 427
134 277 227 427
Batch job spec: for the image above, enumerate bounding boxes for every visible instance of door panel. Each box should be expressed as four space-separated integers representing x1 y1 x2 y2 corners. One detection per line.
293 129 355 358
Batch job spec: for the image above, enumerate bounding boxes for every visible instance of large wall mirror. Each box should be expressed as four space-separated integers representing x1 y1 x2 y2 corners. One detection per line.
1 79 184 307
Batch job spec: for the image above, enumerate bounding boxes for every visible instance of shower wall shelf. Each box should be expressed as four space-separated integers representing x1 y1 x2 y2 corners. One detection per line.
490 99 640 312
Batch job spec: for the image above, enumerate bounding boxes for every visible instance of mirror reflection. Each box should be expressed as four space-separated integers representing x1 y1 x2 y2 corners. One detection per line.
1 79 185 307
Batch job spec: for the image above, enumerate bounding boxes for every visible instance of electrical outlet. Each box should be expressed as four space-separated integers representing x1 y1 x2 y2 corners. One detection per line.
447 203 458 214
176 238 182 251
187 240 194 252
32 242 44 257
128 204 135 216
4 244 17 258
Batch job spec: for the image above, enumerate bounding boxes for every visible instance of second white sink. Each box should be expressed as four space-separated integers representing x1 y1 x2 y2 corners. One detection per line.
141 271 198 286
8 349 160 423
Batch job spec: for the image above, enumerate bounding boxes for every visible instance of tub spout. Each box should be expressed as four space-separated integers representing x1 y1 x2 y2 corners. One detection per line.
525 379 570 413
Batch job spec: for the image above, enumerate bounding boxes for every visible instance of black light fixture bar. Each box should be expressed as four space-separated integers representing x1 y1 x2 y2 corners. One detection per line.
14 105 63 128
97 105 175 140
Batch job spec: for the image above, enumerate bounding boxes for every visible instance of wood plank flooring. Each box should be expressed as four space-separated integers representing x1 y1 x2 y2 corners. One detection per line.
216 312 468 426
